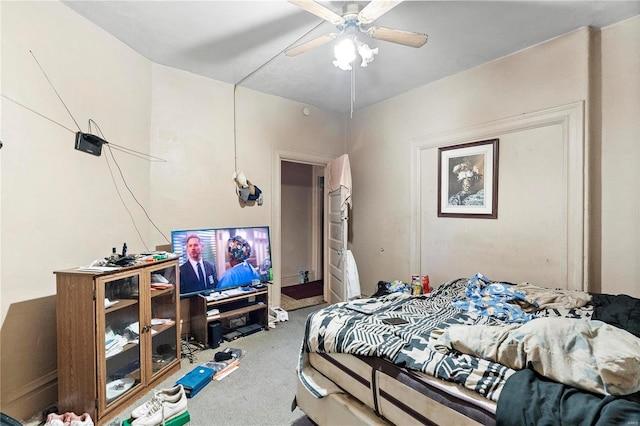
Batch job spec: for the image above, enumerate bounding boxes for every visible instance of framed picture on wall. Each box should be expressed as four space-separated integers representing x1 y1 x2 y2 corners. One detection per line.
437 138 499 218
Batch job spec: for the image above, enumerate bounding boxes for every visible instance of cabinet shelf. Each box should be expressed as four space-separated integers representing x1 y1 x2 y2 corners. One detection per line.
151 321 176 334
206 302 266 323
150 286 176 298
106 341 139 359
105 299 137 313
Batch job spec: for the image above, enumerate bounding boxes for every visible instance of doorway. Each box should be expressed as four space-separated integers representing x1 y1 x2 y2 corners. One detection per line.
269 149 335 307
279 160 325 310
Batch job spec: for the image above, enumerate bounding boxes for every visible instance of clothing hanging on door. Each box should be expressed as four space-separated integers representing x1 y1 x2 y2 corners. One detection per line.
327 154 352 209
345 250 361 300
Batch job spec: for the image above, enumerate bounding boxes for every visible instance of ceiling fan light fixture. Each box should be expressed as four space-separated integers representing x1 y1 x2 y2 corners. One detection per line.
333 37 357 70
333 36 378 71
356 41 378 67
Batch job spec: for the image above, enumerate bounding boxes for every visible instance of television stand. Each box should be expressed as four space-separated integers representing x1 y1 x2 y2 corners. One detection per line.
189 287 269 346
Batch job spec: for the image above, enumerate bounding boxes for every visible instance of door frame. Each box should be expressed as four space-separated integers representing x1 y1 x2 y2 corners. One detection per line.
271 149 336 309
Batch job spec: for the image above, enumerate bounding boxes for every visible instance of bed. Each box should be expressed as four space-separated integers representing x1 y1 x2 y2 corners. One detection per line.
293 274 640 425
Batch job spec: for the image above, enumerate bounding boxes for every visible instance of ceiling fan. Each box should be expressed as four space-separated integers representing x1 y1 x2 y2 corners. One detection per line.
285 0 428 59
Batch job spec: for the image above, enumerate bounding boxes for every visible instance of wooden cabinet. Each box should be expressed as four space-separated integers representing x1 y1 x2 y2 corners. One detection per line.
54 258 181 425
189 287 269 347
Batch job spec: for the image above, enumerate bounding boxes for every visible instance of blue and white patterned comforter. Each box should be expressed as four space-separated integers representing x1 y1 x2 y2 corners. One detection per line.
298 278 515 402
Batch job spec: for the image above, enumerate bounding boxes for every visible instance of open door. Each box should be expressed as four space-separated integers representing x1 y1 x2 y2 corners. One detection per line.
325 154 352 304
275 150 349 309
327 187 348 304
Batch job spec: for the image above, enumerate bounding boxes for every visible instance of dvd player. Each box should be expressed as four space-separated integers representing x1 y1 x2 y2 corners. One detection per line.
235 324 264 336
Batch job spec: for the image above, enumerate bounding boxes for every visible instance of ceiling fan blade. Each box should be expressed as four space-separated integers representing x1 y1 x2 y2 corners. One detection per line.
366 26 428 48
358 1 402 24
289 0 345 26
285 33 338 57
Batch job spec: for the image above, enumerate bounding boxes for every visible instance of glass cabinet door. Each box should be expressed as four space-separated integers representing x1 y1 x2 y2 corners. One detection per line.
148 263 179 379
98 272 142 409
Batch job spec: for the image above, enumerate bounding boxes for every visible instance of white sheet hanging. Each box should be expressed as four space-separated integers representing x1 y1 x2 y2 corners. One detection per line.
345 250 361 300
327 154 352 208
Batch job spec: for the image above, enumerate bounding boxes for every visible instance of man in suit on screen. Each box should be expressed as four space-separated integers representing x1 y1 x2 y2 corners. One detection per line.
179 234 218 294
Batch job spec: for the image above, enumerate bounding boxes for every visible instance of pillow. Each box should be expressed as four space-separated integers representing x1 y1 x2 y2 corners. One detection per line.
430 317 640 395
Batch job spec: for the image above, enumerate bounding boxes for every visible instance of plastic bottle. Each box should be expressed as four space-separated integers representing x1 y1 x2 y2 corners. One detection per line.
422 275 431 294
122 243 128 257
411 275 422 296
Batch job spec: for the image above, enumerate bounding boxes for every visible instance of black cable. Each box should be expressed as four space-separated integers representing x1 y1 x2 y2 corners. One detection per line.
235 20 326 87
232 19 327 172
108 147 171 244
109 144 165 162
22 51 169 248
30 50 82 132
1 94 76 134
88 119 166 162
180 339 202 364
93 121 171 245
103 144 149 251
1 94 166 162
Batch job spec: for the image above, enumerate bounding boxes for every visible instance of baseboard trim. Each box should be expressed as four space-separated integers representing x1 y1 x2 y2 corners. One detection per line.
1 370 58 421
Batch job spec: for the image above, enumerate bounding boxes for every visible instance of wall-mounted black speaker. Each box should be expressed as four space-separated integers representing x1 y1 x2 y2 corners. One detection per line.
208 321 223 349
75 132 105 156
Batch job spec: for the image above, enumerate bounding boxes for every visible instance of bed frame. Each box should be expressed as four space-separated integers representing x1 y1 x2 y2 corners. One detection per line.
296 352 496 426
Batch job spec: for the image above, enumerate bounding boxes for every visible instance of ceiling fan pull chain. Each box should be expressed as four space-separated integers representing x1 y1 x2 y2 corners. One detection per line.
350 66 355 118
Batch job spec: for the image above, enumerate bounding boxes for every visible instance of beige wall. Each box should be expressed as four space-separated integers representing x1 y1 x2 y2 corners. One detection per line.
597 15 640 296
417 114 578 290
346 19 640 298
146 64 345 305
1 1 152 418
0 1 345 420
1 0 152 322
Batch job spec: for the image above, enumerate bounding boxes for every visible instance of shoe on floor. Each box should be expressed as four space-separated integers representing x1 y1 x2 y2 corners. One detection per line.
45 413 66 426
68 412 94 426
131 386 187 426
131 384 185 419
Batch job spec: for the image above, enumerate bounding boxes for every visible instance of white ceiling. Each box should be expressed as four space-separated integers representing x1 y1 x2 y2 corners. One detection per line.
62 1 640 114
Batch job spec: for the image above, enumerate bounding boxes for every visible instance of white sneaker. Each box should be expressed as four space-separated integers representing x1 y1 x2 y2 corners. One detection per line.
131 385 187 426
131 384 185 419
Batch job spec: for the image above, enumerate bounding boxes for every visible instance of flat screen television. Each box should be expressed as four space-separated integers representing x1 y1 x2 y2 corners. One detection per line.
171 226 272 297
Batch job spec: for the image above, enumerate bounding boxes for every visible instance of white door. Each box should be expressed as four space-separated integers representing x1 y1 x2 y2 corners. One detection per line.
326 186 348 304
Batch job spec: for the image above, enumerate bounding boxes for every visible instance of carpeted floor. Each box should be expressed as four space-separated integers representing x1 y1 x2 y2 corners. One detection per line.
280 293 325 312
280 281 324 311
95 303 327 426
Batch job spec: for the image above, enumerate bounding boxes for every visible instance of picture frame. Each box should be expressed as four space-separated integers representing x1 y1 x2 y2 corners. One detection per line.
437 138 499 219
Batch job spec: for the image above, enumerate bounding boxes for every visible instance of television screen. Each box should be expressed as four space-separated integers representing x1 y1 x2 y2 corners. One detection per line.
171 226 272 296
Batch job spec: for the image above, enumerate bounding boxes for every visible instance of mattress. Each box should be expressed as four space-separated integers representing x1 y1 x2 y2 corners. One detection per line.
305 352 496 425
